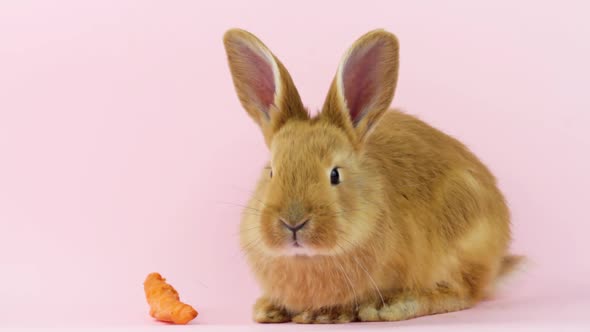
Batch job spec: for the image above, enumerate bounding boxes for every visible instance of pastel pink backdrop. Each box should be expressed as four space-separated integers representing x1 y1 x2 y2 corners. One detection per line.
1 1 589 330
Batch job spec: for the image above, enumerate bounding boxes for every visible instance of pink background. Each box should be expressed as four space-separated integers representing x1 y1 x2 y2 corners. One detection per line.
1 1 589 330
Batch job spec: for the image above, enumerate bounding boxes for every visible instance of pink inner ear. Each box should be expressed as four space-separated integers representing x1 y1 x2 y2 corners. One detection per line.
238 44 276 114
342 42 383 124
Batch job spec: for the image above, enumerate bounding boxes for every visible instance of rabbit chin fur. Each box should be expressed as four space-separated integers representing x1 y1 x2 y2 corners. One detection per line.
224 28 520 323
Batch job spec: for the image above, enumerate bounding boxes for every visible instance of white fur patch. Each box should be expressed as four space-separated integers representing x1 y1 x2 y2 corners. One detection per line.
281 245 316 257
254 44 282 110
494 256 530 291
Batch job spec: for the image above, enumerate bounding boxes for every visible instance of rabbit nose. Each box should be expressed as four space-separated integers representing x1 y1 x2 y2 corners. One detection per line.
280 218 309 234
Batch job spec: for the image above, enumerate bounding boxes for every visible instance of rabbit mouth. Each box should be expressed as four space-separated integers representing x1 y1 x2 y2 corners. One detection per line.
282 241 316 256
290 238 305 250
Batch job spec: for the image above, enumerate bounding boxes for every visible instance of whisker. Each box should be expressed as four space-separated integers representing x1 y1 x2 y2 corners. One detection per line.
194 278 209 289
241 211 268 218
333 226 385 308
332 256 359 311
318 208 364 219
233 237 261 259
215 201 265 213
333 227 359 244
338 243 385 308
241 226 261 232
234 226 260 236
241 239 260 252
250 196 269 208
223 186 272 208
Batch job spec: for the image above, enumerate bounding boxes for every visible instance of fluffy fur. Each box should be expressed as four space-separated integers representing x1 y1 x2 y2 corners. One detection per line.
223 28 522 324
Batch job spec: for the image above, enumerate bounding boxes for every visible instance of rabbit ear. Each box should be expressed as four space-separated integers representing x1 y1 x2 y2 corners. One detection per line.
322 30 399 141
223 29 308 145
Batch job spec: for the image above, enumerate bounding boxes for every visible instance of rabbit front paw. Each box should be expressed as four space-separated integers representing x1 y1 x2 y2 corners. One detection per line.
292 306 356 324
253 297 290 323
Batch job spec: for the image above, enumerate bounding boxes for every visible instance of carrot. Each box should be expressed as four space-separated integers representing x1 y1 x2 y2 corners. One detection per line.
143 272 198 324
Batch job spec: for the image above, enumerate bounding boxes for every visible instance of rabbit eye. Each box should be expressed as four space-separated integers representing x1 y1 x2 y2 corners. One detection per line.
330 168 340 185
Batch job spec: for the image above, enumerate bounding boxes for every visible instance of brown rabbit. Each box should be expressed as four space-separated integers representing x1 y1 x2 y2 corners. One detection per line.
223 28 522 324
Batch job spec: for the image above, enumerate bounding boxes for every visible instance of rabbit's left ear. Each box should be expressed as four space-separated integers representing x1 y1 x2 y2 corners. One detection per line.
223 29 308 146
321 29 399 142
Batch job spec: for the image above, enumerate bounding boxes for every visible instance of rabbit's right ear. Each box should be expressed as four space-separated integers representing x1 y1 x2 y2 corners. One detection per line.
223 29 308 146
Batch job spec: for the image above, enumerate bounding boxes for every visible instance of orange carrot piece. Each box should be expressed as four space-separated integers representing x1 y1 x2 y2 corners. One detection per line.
144 272 198 324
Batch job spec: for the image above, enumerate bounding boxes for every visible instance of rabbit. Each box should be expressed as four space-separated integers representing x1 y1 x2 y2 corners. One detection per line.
223 28 523 324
